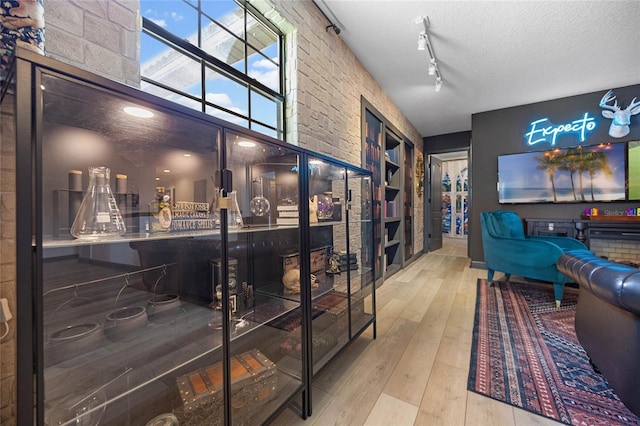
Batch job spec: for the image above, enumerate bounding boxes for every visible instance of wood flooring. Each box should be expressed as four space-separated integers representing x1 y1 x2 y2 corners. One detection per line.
271 237 561 426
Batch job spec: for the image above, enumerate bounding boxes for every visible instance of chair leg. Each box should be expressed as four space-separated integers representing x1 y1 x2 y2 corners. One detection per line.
504 274 511 282
487 269 495 285
553 282 565 308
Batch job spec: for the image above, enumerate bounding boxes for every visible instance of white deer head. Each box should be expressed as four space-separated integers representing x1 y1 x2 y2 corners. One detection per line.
599 90 640 138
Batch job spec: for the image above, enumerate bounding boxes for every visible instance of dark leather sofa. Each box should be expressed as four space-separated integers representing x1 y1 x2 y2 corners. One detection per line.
557 251 640 416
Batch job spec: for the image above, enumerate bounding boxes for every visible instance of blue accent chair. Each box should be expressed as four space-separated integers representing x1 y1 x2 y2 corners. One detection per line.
480 210 590 307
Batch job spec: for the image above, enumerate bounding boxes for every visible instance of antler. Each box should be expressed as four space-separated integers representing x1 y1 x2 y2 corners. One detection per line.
599 90 619 112
625 97 640 115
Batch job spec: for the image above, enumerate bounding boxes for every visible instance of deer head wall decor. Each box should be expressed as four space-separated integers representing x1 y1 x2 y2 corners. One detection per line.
599 90 640 138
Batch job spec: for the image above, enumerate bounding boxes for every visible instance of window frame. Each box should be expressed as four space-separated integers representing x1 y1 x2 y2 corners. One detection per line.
141 0 285 140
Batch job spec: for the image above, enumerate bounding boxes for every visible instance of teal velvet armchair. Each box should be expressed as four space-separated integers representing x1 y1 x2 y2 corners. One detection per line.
480 210 590 307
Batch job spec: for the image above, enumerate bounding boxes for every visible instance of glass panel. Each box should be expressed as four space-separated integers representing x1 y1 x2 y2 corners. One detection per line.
140 0 199 41
201 15 245 69
224 131 303 424
201 0 244 39
205 104 248 128
246 14 278 63
141 80 203 112
39 72 228 425
347 170 375 337
140 32 203 100
307 156 349 374
248 47 279 92
250 121 278 139
205 66 248 118
250 89 277 129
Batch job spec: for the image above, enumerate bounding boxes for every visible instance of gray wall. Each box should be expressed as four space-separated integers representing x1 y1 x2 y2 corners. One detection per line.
470 83 640 264
424 131 471 155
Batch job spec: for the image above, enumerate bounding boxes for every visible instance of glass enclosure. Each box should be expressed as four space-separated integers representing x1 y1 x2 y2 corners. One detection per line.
7 50 374 425
37 71 302 425
307 155 375 375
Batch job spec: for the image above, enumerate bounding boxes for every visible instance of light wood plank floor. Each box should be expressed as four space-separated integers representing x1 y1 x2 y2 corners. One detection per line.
271 237 561 426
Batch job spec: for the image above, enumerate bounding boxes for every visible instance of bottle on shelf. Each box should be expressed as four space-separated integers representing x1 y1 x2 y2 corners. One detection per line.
149 186 172 233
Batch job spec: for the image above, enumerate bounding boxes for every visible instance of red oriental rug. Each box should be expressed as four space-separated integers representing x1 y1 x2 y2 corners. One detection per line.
468 279 640 425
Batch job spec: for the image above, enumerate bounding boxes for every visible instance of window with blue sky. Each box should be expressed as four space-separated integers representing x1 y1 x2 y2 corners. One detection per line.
140 0 284 139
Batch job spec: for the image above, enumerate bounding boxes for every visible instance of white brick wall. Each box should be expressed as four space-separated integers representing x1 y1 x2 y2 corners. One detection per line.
590 239 640 264
45 0 140 86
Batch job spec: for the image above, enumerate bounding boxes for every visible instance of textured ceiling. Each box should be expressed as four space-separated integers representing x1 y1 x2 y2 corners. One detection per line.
316 0 640 138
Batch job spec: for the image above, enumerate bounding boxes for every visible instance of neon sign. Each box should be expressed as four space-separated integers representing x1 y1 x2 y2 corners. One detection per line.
525 112 597 147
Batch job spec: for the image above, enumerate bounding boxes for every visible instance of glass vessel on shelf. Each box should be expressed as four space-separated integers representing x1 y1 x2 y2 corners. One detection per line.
250 177 270 217
316 192 334 220
70 166 126 239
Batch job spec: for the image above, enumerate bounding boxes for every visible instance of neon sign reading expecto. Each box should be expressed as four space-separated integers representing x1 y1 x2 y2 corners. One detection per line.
525 112 597 146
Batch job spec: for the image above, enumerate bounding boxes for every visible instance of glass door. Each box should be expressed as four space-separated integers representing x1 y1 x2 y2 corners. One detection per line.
38 70 227 425
223 130 304 425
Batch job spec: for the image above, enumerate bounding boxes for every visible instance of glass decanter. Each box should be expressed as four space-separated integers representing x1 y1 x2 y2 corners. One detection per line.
70 166 126 239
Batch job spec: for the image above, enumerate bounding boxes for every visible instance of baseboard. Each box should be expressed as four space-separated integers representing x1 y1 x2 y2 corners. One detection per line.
471 260 487 270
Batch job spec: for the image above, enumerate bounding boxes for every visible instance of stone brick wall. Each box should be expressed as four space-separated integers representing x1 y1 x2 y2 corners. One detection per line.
45 0 140 86
0 93 16 425
589 239 640 264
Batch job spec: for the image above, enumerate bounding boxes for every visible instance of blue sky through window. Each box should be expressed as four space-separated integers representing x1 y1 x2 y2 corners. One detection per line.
140 0 282 135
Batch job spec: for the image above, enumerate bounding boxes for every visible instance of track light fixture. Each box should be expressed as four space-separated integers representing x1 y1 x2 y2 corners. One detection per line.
427 59 436 76
417 32 427 50
326 23 341 35
415 16 443 92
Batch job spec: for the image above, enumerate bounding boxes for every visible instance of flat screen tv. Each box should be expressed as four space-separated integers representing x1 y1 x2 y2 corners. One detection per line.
628 140 640 200
498 143 626 204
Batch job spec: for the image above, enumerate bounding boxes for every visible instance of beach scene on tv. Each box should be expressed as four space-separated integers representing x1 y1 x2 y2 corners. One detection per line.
498 143 626 204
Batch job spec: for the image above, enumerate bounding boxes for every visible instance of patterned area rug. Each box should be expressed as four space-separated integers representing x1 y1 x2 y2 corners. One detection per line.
468 279 640 425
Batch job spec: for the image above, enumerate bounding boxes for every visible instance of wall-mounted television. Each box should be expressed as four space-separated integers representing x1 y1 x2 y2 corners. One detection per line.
628 141 640 200
498 142 626 204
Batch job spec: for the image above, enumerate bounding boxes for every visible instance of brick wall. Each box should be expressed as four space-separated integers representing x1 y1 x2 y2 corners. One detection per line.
45 0 140 86
0 93 16 424
589 239 640 264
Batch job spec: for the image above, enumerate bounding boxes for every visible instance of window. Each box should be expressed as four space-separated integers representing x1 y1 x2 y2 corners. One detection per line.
140 0 284 139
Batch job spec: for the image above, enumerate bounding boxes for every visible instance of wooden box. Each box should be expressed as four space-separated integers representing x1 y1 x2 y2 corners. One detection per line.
282 246 328 275
176 349 277 425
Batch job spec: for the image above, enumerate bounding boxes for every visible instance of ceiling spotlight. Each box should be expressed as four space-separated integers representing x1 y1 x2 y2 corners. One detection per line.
124 106 154 118
417 32 427 50
428 59 437 76
435 78 443 92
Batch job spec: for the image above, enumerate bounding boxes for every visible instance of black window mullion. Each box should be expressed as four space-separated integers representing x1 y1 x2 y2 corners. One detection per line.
141 1 285 137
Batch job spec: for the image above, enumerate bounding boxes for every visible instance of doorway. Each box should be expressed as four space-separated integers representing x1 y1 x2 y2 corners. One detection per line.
428 151 469 255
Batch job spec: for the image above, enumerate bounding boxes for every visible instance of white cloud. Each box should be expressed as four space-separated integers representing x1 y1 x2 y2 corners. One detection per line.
249 57 279 91
207 93 233 108
150 18 167 28
252 58 277 70
170 11 183 21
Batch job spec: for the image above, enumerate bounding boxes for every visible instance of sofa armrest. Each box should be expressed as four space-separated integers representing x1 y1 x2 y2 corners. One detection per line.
558 252 640 315
527 235 588 251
